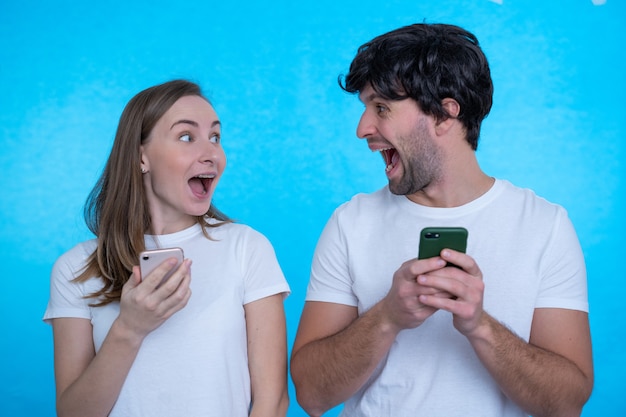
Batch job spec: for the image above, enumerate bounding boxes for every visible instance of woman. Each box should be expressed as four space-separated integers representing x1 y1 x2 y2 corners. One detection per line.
44 80 290 416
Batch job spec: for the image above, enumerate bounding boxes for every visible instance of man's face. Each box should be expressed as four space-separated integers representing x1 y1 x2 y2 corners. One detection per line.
357 84 442 196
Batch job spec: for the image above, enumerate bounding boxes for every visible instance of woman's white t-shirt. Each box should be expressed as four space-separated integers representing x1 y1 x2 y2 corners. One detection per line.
45 221 290 417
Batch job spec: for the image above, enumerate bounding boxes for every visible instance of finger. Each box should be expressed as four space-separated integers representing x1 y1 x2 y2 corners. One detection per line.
418 293 457 311
125 265 142 289
156 259 192 291
143 257 181 289
440 249 480 275
418 270 484 312
417 269 467 299
158 271 192 316
414 285 438 295
414 284 452 297
407 256 447 279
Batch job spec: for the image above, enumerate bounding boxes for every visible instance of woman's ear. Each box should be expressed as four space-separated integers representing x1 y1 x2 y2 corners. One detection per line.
140 146 149 174
435 98 461 136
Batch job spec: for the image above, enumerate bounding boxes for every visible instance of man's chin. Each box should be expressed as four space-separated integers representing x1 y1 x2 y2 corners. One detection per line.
388 180 424 197
388 184 408 196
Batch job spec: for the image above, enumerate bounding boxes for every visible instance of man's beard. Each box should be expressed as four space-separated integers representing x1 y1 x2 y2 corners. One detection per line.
388 120 442 196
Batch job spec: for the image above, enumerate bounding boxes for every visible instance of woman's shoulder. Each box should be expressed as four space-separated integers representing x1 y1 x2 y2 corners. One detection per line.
50 239 99 286
206 222 279 256
55 239 98 266
214 221 270 242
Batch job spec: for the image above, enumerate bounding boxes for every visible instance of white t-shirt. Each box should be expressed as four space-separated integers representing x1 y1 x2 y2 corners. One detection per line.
306 179 588 417
45 221 290 417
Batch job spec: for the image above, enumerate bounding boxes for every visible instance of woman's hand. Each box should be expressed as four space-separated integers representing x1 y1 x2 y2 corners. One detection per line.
117 258 193 340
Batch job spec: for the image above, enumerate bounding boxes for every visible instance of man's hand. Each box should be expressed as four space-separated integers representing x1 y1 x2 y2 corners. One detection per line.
415 249 486 336
380 255 458 333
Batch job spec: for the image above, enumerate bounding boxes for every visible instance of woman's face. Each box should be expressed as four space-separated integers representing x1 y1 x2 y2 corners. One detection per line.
140 95 226 234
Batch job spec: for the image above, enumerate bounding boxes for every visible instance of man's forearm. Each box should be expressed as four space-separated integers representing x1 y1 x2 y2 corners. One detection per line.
290 302 398 417
469 313 593 417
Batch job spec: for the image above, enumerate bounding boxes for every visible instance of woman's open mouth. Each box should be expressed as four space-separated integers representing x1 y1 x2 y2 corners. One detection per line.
188 174 215 197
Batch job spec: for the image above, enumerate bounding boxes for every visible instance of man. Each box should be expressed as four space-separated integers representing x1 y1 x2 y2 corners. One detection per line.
290 23 593 417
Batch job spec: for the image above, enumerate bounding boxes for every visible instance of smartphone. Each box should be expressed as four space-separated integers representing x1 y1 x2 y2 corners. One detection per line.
418 227 468 266
139 247 184 287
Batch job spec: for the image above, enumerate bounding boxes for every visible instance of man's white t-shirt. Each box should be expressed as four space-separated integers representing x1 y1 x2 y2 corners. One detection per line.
45 221 290 417
307 179 588 417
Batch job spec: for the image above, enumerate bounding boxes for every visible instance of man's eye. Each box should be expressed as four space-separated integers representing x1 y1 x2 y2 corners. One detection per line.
179 133 192 142
376 105 388 114
209 134 220 144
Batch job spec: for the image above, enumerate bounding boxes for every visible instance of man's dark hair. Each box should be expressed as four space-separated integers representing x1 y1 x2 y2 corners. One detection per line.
340 23 493 150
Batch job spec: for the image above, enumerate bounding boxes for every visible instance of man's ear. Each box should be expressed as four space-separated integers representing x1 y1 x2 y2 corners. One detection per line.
435 98 461 136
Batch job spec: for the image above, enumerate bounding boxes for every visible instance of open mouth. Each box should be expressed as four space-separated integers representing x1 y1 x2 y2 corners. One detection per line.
188 174 215 196
380 147 398 172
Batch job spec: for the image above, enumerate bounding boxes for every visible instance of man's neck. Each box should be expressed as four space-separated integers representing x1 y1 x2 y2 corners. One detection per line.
406 154 494 208
406 118 494 208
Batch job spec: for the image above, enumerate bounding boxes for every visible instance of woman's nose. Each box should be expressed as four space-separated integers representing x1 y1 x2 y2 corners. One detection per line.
199 142 222 164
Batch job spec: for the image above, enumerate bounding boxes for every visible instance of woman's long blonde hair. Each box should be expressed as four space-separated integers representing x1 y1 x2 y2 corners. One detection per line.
76 80 229 306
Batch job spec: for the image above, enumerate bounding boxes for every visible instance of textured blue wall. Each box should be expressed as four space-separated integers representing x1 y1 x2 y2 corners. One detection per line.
1 0 623 415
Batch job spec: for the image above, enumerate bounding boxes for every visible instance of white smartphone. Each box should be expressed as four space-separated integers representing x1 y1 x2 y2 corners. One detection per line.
139 247 184 287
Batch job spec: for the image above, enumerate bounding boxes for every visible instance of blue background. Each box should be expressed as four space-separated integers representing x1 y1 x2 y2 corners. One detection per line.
1 0 624 415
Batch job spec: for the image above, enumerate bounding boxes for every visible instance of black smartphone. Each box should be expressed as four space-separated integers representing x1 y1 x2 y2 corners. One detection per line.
139 247 184 287
418 227 468 265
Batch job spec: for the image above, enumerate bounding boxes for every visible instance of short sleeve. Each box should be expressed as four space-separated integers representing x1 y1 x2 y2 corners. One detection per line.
241 229 290 305
43 242 96 323
536 208 589 312
306 210 358 306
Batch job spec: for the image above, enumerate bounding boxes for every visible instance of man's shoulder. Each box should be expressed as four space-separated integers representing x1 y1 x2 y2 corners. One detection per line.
495 179 567 218
334 186 392 215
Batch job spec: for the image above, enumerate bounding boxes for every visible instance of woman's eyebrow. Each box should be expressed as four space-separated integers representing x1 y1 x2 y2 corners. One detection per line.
170 119 221 130
170 119 198 130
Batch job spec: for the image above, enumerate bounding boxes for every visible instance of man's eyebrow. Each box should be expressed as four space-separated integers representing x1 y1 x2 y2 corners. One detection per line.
170 120 221 130
360 92 382 104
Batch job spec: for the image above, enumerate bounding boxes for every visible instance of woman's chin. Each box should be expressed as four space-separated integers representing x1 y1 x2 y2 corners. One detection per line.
190 203 213 217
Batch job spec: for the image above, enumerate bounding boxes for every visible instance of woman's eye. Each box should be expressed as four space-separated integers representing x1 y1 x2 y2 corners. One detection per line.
209 134 220 144
179 133 192 142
